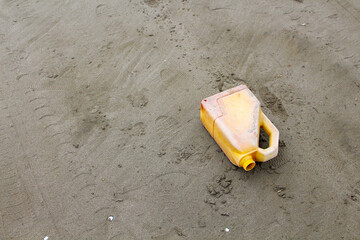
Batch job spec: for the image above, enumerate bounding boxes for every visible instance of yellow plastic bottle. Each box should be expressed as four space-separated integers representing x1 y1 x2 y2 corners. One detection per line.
200 85 279 171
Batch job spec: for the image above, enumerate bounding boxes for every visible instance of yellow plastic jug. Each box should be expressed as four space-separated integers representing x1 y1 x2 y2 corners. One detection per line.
200 85 279 171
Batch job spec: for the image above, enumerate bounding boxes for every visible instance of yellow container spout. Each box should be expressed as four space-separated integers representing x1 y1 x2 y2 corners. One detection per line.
239 155 256 171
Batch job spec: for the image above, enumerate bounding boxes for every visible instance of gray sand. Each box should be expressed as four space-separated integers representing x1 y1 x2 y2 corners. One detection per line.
0 0 359 239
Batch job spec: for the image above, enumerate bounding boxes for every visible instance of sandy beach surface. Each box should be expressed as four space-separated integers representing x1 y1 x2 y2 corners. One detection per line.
0 0 359 239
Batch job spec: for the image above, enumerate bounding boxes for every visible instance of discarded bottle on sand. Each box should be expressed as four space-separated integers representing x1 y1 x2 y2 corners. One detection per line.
200 85 279 171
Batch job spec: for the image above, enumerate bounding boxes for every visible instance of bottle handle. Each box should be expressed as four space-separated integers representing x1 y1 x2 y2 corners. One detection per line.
255 111 279 162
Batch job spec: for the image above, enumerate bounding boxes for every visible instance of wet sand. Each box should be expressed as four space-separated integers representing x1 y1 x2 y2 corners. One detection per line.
0 0 359 239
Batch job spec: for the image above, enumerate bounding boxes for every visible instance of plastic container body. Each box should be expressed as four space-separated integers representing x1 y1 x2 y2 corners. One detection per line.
200 85 279 171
